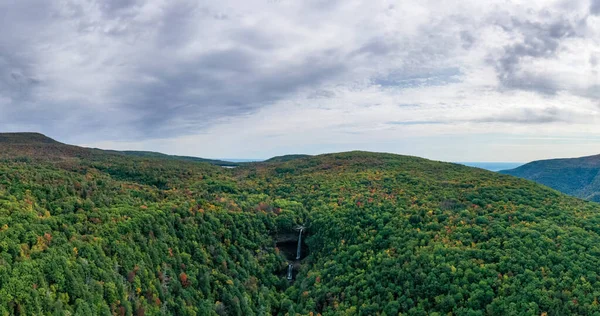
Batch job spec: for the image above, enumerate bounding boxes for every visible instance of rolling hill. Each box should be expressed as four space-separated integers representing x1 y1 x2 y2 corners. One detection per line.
118 151 239 167
265 154 312 163
0 132 60 144
0 133 238 167
500 154 600 202
2 134 600 314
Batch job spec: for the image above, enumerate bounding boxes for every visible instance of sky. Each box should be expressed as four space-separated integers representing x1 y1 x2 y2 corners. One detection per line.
2 0 600 162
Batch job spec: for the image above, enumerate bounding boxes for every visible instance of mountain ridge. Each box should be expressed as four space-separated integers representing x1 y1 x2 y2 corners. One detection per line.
500 153 600 202
0 133 239 166
265 154 312 162
0 132 61 144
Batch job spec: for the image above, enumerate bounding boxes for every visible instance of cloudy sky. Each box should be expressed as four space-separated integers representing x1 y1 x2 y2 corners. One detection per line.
2 0 600 161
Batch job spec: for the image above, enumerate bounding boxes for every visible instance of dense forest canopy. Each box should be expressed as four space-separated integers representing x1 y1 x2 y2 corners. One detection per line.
2 133 600 315
265 155 312 163
501 154 600 202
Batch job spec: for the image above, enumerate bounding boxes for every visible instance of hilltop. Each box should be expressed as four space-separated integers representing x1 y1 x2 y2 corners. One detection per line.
0 132 104 161
0 132 60 144
0 133 238 166
118 151 239 167
500 154 600 202
2 135 600 314
265 154 312 163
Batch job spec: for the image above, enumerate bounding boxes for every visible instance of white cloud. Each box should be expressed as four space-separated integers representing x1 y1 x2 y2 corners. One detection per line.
3 0 600 161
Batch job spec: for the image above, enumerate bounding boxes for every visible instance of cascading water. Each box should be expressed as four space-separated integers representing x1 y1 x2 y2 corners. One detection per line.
287 263 293 280
279 226 306 281
296 228 303 260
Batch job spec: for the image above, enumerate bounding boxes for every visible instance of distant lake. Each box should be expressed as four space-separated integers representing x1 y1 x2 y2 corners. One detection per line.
457 162 524 172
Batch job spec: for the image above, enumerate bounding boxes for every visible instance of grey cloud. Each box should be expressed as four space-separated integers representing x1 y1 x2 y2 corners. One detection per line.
473 107 568 124
374 67 462 88
387 107 585 126
460 31 475 49
118 47 347 138
2 0 598 144
0 53 40 102
351 39 399 57
491 13 586 95
308 90 336 99
100 0 138 14
153 2 205 47
592 0 600 15
590 55 599 66
230 29 278 51
0 0 352 141
581 84 600 99
387 120 446 126
0 0 484 142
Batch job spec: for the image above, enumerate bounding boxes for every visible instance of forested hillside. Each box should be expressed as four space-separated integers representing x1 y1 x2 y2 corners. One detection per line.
265 155 312 163
500 154 600 202
2 134 600 315
118 151 239 167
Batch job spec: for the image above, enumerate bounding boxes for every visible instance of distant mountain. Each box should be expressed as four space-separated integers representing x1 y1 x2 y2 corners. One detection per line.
500 154 600 202
220 158 264 163
265 154 312 162
0 132 60 144
458 162 524 172
0 133 237 166
0 132 109 161
119 151 239 166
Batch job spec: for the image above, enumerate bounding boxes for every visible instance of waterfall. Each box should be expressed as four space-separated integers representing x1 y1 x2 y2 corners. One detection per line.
296 228 303 260
287 263 293 280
